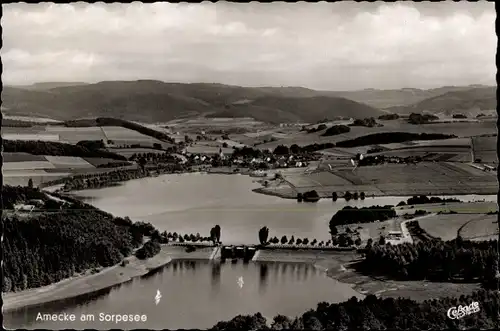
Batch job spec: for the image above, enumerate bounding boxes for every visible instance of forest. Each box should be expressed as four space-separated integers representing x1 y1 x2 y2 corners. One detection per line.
321 125 351 136
329 205 396 228
2 185 158 293
62 163 186 191
361 237 499 287
211 290 500 330
3 139 126 160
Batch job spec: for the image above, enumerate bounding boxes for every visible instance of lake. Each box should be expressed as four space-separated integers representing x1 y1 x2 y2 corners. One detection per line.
4 260 362 330
3 173 496 329
69 173 496 244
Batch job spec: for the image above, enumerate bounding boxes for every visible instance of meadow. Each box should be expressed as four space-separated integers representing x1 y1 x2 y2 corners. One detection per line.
459 214 499 241
416 214 489 241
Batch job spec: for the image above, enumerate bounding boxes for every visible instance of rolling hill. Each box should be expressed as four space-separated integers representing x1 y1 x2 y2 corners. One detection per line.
328 85 494 109
385 87 497 116
2 80 383 124
3 81 494 123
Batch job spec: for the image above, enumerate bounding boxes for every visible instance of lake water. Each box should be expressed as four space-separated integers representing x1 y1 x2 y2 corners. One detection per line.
3 173 497 329
4 261 362 330
69 173 496 244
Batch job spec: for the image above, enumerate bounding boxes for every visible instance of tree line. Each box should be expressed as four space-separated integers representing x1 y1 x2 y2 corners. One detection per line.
362 237 499 287
62 163 187 191
329 205 396 228
397 195 461 206
3 139 126 160
211 290 500 330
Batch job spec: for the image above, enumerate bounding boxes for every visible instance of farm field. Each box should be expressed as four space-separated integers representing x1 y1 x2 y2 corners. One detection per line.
252 120 496 150
185 144 234 155
2 170 70 187
108 148 167 158
396 201 498 215
3 152 47 162
270 162 499 198
3 161 56 170
81 157 130 167
2 133 60 141
459 214 499 241
416 214 490 241
44 126 106 142
472 136 498 164
371 146 473 162
44 156 95 169
2 115 61 123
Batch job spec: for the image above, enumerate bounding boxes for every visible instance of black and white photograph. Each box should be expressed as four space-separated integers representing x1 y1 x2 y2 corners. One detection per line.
2 1 498 330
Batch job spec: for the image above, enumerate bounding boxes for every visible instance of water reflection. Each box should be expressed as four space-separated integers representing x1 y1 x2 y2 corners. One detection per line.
4 260 362 330
211 262 221 289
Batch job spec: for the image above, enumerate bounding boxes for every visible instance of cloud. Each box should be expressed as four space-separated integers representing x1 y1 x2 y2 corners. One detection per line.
2 2 496 90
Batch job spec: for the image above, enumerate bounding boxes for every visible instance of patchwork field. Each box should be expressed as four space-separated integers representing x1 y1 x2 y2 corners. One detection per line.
251 120 496 150
267 162 498 198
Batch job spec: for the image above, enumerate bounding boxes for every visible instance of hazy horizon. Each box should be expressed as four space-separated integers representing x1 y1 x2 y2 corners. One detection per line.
2 2 495 90
5 80 495 93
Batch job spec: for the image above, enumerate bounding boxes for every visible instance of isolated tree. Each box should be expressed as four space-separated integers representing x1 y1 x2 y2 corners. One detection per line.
344 191 352 201
332 192 338 201
353 192 359 200
311 239 317 246
214 225 221 243
210 227 217 243
303 238 309 245
258 226 269 245
288 235 295 245
281 235 288 245
28 178 34 189
360 192 366 200
296 238 303 245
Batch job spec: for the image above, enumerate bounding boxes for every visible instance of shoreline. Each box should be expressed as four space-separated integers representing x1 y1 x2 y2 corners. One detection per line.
253 186 499 200
2 245 216 313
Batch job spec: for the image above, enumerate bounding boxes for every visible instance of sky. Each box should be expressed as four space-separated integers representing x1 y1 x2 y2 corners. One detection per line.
2 1 496 91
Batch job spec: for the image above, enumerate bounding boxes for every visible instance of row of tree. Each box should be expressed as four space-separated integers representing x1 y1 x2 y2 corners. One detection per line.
258 227 362 248
397 195 461 206
212 290 500 330
3 139 126 160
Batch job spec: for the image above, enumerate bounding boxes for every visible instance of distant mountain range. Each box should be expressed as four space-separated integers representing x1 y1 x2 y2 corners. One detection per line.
385 87 496 116
2 81 495 124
